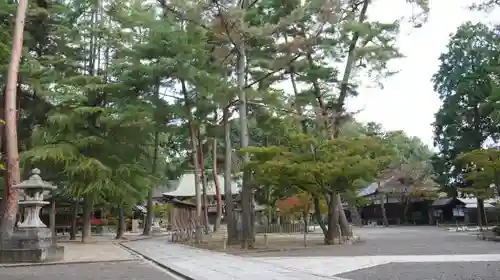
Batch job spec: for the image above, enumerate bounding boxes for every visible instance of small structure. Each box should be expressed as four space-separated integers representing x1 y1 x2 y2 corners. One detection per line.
162 171 240 198
0 169 64 263
458 197 500 225
167 199 203 242
357 171 439 225
162 171 241 226
429 197 466 225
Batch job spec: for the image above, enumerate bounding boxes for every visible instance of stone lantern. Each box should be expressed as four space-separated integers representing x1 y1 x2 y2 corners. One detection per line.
0 169 64 263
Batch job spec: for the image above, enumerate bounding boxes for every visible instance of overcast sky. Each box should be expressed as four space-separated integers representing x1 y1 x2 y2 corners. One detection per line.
346 0 498 148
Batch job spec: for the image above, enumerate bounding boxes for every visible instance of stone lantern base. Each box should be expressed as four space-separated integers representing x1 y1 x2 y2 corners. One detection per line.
0 227 64 263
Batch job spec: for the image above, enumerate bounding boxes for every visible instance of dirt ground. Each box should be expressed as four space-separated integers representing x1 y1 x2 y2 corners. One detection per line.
184 232 353 255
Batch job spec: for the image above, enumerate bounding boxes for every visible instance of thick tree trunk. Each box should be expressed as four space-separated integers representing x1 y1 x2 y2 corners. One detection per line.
70 198 79 240
0 0 27 242
349 205 362 226
223 107 237 244
212 138 222 232
236 14 254 248
331 0 370 236
336 194 350 236
81 195 92 243
325 194 340 244
116 206 125 239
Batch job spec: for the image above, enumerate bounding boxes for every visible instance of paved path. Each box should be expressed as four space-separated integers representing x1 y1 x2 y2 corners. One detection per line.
338 262 500 280
122 238 346 280
247 227 500 257
0 242 139 267
249 227 500 280
21 227 494 279
0 261 182 280
60 242 139 263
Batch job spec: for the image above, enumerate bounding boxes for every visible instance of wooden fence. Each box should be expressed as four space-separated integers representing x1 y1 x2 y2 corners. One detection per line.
255 223 306 234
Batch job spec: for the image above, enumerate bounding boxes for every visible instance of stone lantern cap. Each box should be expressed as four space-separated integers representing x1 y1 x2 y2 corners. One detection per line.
13 168 56 190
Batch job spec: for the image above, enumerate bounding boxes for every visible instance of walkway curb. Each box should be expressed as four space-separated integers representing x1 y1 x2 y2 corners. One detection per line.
119 242 195 280
0 258 137 268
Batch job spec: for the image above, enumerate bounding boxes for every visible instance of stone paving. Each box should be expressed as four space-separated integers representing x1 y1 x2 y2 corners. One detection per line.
0 260 181 280
258 254 500 277
246 226 500 257
248 227 500 279
122 238 347 280
0 241 138 267
338 262 500 280
118 227 500 279
4 226 500 279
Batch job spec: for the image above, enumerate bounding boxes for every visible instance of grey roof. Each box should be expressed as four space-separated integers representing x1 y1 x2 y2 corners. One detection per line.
152 186 172 199
358 182 378 197
459 197 498 208
163 172 241 197
357 176 396 197
431 197 454 207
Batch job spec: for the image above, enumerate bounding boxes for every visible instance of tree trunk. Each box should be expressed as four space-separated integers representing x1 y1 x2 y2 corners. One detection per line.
236 12 253 248
349 204 362 226
81 195 92 243
0 0 28 242
181 79 203 243
142 190 153 235
70 198 79 240
331 0 370 236
403 198 411 224
143 78 161 236
223 106 237 244
336 194 350 236
50 199 56 237
201 172 209 234
313 195 327 236
116 206 125 239
325 193 340 244
212 138 222 232
380 192 389 227
477 198 486 231
197 128 209 234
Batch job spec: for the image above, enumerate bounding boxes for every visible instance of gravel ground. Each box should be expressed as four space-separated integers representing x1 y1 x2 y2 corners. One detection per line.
338 262 500 280
0 261 180 280
245 227 500 257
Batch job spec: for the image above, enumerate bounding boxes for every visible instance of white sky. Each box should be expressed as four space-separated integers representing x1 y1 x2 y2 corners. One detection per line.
347 0 499 148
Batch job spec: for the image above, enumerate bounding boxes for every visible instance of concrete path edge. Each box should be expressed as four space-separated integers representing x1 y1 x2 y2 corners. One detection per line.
0 258 137 268
119 242 197 280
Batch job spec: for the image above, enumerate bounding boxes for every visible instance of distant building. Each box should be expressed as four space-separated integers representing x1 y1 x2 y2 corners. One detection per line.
162 171 241 199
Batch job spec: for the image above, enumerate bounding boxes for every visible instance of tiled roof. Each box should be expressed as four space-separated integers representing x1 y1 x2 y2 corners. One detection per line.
357 176 396 197
162 171 241 197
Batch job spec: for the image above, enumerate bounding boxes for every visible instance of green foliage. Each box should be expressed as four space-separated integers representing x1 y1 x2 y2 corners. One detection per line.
0 0 433 229
152 203 173 218
433 22 500 195
244 133 393 198
456 148 500 198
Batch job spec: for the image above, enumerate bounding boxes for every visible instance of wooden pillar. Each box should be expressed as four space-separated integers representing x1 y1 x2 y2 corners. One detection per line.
50 199 56 236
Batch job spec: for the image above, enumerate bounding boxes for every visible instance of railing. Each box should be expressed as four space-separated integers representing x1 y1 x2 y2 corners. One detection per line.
255 223 306 234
